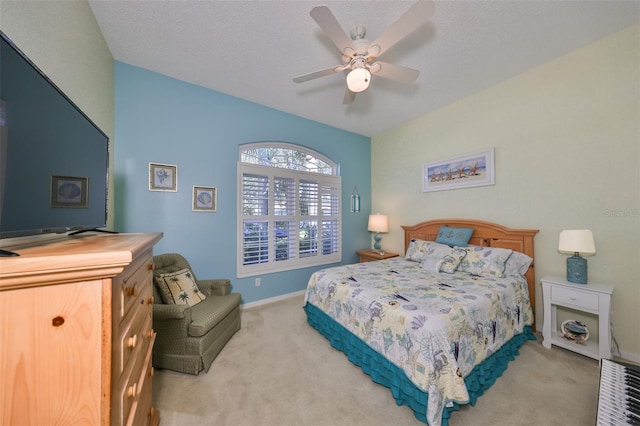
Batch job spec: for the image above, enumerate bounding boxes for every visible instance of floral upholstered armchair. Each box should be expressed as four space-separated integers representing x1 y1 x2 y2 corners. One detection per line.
152 253 241 375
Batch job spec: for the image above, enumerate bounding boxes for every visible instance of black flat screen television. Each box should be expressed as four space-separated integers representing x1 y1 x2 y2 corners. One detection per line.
0 31 109 244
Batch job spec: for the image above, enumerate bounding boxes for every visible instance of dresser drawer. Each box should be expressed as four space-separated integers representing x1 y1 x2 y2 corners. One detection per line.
121 275 153 331
551 286 598 310
122 333 155 426
130 356 155 426
113 250 154 322
115 330 153 426
115 307 153 380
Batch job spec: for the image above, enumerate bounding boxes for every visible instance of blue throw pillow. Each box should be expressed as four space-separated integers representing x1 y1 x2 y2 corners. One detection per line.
435 226 474 247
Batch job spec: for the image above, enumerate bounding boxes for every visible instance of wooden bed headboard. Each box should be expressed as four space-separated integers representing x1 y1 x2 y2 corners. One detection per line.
401 219 539 311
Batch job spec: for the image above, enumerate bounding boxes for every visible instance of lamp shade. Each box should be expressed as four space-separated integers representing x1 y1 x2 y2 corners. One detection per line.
558 230 596 256
368 214 389 233
346 68 371 93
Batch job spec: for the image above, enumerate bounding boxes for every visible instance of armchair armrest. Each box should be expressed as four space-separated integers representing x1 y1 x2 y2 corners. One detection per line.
153 303 191 321
152 303 194 353
197 278 231 296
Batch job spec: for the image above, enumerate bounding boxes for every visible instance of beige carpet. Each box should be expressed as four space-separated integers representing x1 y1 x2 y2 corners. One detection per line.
153 294 601 426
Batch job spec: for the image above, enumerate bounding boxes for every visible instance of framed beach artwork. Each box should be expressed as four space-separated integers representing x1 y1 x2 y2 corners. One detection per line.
423 148 495 192
192 186 217 212
149 163 177 192
51 175 88 208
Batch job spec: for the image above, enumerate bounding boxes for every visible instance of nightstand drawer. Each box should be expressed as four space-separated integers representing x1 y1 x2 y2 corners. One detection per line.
551 286 598 310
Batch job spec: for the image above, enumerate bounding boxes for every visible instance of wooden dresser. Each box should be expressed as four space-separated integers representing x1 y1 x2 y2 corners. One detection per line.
0 232 163 425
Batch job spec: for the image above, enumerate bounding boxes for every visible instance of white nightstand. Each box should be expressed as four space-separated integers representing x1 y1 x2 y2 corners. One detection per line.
541 276 613 360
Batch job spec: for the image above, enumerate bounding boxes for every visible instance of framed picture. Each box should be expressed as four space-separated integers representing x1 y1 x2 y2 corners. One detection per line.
192 186 217 212
51 175 88 208
149 163 177 191
423 148 495 192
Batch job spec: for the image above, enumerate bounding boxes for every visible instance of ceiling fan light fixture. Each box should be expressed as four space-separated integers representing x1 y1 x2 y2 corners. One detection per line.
346 67 371 93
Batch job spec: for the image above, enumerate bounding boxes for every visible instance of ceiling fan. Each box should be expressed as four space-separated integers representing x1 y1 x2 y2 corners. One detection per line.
293 0 435 104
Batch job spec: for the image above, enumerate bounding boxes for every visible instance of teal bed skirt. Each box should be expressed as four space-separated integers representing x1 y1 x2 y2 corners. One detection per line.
304 302 535 426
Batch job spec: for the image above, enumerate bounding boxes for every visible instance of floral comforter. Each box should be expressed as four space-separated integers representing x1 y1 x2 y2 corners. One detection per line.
303 257 533 426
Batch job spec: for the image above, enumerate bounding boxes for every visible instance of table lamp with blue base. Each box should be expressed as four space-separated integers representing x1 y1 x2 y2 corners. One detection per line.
368 213 389 255
558 229 596 284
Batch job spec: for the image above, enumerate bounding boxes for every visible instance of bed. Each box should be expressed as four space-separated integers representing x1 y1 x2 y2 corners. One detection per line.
303 219 539 426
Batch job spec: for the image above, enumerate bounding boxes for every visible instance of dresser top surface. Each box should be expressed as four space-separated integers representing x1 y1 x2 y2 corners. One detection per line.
0 233 163 289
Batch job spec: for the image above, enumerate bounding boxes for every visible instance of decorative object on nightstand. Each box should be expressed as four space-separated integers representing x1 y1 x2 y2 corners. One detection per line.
560 320 589 344
541 276 612 360
368 213 389 253
350 186 360 213
356 249 399 263
558 229 596 284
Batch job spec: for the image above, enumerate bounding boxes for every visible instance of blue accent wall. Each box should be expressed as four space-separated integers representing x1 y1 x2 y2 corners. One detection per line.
114 62 371 304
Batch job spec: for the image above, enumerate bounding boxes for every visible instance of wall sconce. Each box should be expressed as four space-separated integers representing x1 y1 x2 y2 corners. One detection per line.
368 213 389 254
350 186 360 213
558 229 596 284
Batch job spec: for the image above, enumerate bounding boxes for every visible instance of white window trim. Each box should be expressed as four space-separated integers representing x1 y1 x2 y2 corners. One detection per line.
237 143 341 278
240 142 338 175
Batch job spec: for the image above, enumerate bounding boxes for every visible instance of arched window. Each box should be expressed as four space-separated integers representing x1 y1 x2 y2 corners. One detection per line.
237 143 341 277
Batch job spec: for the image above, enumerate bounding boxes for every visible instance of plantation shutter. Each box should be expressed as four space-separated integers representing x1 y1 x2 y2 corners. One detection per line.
238 161 341 277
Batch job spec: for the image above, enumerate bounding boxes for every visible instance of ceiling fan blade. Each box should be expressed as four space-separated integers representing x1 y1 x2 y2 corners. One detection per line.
343 88 356 104
369 61 420 84
293 66 344 83
367 0 435 58
310 6 357 56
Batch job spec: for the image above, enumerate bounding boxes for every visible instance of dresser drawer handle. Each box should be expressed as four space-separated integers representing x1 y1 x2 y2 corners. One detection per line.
147 329 154 339
125 286 136 297
127 334 138 349
147 263 154 271
127 383 137 398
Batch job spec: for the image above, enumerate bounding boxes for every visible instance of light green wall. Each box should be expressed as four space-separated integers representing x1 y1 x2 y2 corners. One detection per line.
372 25 640 360
1 0 115 228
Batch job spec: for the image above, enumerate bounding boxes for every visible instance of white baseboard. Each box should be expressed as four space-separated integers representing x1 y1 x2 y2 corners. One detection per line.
618 348 640 364
241 289 306 310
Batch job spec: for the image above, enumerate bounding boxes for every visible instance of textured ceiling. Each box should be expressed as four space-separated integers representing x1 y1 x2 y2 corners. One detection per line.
88 0 639 137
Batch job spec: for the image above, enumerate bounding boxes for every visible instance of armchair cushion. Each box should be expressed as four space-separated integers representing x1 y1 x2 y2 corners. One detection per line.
188 293 242 337
154 268 207 306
